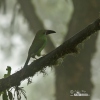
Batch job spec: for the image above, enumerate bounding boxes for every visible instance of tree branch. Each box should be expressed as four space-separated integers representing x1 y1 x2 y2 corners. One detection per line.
0 18 100 92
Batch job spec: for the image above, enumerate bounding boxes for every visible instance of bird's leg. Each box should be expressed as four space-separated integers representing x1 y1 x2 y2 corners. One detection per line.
34 56 37 59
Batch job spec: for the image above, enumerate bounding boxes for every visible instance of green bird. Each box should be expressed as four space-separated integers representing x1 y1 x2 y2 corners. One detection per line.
24 30 56 68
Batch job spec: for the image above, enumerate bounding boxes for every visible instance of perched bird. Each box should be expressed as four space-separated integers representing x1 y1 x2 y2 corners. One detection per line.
24 30 56 68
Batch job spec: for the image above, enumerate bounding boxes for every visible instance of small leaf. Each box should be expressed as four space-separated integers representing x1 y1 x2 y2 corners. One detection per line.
6 66 11 76
2 91 8 100
8 91 13 100
4 74 8 78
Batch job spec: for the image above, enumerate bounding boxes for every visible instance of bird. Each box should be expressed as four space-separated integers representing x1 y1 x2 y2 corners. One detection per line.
24 30 56 68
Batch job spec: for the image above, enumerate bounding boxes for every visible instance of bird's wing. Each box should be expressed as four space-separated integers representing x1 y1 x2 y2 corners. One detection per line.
28 39 46 58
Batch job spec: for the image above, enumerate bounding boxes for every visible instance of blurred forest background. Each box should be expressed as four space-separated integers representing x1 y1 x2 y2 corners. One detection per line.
0 0 100 100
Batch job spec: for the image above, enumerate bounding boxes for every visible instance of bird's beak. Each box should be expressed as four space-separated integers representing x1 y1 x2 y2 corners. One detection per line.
46 30 56 35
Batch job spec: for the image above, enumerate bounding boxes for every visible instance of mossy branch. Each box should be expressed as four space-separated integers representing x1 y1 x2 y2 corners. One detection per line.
0 18 100 92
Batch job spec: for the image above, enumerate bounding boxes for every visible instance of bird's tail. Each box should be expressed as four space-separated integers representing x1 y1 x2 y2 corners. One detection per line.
24 55 30 68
